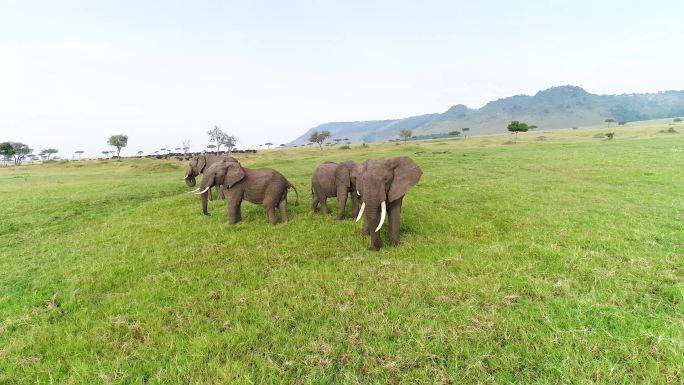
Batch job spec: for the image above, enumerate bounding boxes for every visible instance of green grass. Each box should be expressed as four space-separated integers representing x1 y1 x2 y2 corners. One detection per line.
1 122 683 384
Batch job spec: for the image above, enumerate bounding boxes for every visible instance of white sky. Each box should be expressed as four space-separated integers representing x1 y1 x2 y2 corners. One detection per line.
2 0 683 157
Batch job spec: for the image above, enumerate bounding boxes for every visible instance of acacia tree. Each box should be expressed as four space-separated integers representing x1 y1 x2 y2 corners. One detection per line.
604 118 615 127
101 151 109 159
108 134 128 160
507 121 529 143
75 150 84 160
137 150 144 157
399 129 412 144
41 148 58 160
264 142 273 149
462 127 470 139
448 130 461 137
207 126 237 154
182 140 191 155
309 130 331 150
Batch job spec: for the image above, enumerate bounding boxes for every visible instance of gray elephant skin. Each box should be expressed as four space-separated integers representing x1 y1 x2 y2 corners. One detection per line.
195 158 299 225
355 156 422 251
311 160 360 220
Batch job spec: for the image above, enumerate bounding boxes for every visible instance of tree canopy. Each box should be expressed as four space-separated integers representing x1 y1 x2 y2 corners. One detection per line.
399 129 412 144
108 134 128 160
309 131 331 150
507 121 529 142
207 126 237 154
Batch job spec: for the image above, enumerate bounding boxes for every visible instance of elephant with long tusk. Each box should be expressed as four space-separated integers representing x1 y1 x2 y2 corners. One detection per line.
193 158 298 224
355 156 422 251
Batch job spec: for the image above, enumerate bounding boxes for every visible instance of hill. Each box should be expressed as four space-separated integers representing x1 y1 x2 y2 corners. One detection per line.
288 85 684 145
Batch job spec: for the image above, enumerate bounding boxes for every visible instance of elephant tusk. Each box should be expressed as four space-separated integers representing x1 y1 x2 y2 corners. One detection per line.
183 175 189 180
187 187 200 193
355 202 365 222
356 190 361 196
193 186 210 195
375 201 386 232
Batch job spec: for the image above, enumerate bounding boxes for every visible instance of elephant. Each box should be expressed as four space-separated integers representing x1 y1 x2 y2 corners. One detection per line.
355 156 422 251
194 158 299 224
311 161 360 220
184 153 233 200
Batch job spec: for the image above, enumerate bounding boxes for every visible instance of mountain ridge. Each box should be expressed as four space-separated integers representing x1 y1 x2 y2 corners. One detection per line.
288 85 684 145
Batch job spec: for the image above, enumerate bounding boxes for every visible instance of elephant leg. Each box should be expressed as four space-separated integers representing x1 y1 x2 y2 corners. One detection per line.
279 196 288 223
311 191 319 212
201 191 211 216
209 186 214 201
228 196 241 225
218 185 225 200
336 187 348 220
388 198 403 246
266 205 278 225
319 194 329 215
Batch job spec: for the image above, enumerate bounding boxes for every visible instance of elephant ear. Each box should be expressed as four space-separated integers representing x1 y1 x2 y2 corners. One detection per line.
334 164 351 188
225 162 245 188
197 155 207 173
388 156 422 202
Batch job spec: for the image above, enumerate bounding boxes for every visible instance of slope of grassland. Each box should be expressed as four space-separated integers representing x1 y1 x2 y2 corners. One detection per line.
1 122 682 384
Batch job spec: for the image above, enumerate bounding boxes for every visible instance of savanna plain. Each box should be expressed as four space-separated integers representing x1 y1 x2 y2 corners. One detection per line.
1 122 682 384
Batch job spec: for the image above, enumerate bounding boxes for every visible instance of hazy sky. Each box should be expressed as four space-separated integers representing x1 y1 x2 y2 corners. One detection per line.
2 0 683 157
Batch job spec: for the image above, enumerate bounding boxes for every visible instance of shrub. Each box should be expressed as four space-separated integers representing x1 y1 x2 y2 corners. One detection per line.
339 145 351 150
606 132 615 139
593 133 606 138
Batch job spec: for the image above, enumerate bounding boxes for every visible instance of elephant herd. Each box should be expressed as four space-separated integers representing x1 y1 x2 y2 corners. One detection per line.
183 153 422 250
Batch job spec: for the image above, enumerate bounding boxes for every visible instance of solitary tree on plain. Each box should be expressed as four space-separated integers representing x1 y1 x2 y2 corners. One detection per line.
137 150 143 157
462 127 470 139
108 134 128 160
41 148 58 160
182 140 191 155
207 144 216 152
507 121 529 143
279 144 286 147
399 129 412 144
604 118 615 127
448 130 461 137
207 125 237 154
75 150 84 160
264 142 273 149
309 130 331 150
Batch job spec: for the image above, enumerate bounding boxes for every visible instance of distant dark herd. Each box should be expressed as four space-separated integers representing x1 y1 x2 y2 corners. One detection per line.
142 150 258 161
183 153 422 251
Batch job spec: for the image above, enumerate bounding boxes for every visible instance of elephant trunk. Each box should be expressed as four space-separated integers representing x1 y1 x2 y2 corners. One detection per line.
184 166 197 187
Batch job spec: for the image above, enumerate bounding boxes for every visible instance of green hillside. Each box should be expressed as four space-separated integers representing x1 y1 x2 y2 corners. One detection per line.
1 121 683 383
288 86 684 145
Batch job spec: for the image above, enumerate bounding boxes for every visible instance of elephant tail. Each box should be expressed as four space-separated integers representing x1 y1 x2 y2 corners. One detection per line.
288 183 299 206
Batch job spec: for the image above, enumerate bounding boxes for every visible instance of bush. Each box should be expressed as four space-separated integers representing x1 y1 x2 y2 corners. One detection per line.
339 145 351 150
660 127 678 134
606 132 615 139
593 133 606 138
674 118 682 123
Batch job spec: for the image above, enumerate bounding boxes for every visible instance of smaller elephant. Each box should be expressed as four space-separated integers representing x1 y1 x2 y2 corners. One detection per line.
311 161 360 220
355 156 422 251
184 153 232 200
194 159 298 224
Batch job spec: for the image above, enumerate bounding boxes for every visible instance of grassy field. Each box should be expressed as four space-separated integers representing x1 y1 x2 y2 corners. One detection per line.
1 122 682 384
